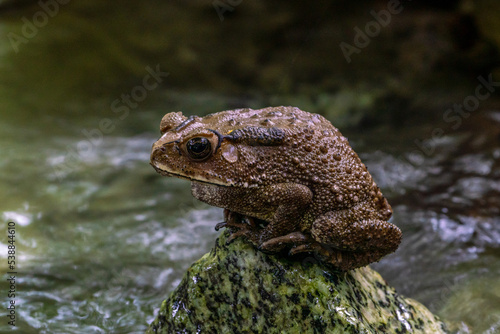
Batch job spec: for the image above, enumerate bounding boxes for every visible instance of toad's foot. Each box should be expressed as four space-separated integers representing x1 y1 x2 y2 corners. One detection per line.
258 231 309 253
216 210 262 244
292 241 394 271
282 238 391 271
323 248 392 271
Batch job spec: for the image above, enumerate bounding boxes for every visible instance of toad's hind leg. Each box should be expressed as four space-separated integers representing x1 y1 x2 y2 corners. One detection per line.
311 211 402 270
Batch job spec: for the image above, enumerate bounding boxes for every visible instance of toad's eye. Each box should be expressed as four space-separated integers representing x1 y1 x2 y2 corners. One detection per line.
185 137 212 161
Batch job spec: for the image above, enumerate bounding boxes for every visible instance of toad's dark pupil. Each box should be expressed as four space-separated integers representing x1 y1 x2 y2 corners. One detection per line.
186 137 211 160
190 139 207 153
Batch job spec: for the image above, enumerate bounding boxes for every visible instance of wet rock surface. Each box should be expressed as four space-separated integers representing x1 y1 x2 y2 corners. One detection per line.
147 231 447 333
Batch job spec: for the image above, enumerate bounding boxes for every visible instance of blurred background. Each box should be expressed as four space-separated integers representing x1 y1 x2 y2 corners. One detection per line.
0 0 499 332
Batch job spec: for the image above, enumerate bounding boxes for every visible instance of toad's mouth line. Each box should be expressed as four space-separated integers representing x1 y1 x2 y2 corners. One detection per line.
150 162 231 187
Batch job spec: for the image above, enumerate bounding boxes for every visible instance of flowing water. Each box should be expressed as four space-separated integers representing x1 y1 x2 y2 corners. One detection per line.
1 2 500 333
1 99 499 334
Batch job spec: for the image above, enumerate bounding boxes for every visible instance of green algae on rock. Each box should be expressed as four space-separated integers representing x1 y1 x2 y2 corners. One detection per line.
147 231 447 333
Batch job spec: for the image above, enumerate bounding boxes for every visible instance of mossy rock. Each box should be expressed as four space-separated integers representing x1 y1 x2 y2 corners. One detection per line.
147 231 447 333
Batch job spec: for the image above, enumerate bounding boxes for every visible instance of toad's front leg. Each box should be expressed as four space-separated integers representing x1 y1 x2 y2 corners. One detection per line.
241 183 313 248
198 182 313 250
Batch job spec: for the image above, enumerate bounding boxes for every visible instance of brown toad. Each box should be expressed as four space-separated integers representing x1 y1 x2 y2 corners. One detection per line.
150 106 401 271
